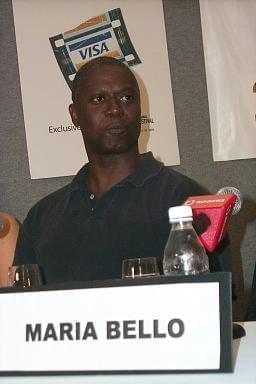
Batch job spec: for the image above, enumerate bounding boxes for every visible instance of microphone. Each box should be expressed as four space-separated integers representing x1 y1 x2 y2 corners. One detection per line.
183 187 242 252
216 186 242 215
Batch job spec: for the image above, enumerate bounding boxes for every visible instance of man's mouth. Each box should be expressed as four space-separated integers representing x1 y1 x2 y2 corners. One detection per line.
106 124 126 134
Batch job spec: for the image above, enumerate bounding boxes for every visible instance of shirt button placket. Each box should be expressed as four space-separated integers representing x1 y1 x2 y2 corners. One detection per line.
90 193 95 212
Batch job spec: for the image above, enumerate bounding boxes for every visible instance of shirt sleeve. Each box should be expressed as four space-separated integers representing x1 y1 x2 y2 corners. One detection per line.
13 217 37 265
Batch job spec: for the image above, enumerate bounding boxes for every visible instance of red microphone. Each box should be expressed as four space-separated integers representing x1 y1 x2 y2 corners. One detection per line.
184 187 242 252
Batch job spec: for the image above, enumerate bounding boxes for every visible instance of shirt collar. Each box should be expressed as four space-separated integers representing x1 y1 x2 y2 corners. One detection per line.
68 151 163 194
125 152 163 187
68 163 90 193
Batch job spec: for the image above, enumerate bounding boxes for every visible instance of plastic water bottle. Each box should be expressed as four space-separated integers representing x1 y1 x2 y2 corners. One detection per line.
163 205 209 276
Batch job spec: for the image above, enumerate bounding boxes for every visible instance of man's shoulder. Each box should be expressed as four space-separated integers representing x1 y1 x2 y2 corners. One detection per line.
158 165 207 194
26 182 72 222
26 163 88 219
148 165 208 208
139 152 206 194
37 183 71 205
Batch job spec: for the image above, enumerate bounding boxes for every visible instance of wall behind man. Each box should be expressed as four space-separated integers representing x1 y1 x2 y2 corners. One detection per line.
0 0 255 320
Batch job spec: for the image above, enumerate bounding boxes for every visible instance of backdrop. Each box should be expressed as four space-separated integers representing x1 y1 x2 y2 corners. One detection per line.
12 0 179 179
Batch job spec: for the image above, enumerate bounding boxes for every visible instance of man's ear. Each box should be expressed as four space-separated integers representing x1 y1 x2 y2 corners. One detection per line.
69 104 79 127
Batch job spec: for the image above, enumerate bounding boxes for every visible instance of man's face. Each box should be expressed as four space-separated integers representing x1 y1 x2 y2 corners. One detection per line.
69 64 141 156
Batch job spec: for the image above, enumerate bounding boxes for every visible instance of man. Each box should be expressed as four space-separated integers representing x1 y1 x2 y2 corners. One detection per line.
14 57 231 284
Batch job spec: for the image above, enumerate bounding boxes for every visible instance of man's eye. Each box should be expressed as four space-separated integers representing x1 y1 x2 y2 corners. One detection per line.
92 95 105 103
120 95 133 102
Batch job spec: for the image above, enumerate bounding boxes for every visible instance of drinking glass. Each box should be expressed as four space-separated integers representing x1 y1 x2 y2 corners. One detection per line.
8 264 42 288
122 257 160 279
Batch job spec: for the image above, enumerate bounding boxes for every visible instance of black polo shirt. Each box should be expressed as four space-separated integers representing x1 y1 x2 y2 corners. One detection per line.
14 152 231 283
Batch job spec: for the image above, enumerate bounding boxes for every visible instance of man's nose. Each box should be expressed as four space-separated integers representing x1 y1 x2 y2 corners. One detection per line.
105 97 123 116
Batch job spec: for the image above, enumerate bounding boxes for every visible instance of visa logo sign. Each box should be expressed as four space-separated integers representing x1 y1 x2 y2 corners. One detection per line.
79 42 109 60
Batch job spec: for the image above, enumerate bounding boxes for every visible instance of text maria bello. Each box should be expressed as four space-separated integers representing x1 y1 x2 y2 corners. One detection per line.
26 319 185 342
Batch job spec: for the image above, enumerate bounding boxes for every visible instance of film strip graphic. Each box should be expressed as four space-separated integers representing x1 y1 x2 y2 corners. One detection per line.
49 8 141 90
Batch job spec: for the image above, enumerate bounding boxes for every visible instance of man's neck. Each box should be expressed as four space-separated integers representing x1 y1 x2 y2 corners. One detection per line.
86 150 142 198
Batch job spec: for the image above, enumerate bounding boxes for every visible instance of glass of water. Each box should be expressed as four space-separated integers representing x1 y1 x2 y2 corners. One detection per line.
8 264 42 288
122 257 160 279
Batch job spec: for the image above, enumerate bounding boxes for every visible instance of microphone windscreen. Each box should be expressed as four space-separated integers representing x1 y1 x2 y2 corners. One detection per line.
217 186 242 215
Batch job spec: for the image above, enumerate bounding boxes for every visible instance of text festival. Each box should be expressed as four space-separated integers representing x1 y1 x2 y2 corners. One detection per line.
26 319 185 342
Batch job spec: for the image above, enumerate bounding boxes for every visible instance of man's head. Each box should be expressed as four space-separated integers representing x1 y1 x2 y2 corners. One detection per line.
69 57 141 157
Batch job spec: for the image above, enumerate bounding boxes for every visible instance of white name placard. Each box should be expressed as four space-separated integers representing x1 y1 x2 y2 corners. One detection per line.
0 280 222 372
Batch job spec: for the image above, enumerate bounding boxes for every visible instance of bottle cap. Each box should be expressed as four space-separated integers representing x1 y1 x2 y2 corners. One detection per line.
168 205 193 222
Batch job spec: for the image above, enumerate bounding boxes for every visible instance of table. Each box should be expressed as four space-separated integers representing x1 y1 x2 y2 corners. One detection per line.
0 322 255 384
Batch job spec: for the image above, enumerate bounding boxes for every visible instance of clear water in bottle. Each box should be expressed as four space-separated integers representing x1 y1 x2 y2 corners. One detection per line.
163 205 209 276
